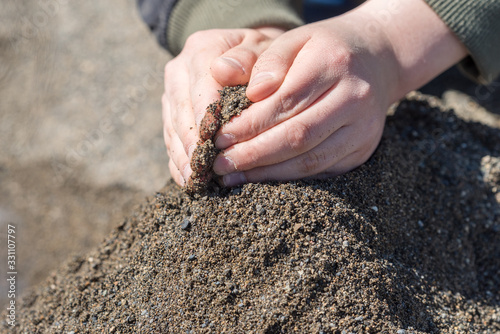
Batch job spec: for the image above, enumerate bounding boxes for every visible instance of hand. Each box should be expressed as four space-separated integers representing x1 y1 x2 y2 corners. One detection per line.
211 0 467 186
211 16 399 186
162 28 284 186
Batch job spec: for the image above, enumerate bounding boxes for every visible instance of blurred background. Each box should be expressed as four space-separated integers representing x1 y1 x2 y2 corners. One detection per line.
0 0 170 305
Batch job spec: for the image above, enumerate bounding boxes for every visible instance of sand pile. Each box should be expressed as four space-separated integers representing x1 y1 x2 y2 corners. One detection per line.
3 93 499 333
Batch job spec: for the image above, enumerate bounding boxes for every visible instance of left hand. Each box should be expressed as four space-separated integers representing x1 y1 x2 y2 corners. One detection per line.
162 27 284 186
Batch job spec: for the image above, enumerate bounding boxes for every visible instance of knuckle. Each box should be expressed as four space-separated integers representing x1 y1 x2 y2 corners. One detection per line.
236 143 260 170
245 146 260 168
257 51 288 71
184 30 210 48
221 30 244 49
355 80 374 102
246 28 267 43
278 92 296 114
247 114 266 138
330 44 353 68
299 150 326 174
285 121 312 153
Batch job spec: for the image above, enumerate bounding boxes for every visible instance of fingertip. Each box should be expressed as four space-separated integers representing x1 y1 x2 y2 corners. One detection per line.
182 163 193 183
214 133 236 149
222 172 247 187
187 144 196 159
220 57 246 75
211 56 249 86
213 154 236 175
168 159 185 187
246 72 280 101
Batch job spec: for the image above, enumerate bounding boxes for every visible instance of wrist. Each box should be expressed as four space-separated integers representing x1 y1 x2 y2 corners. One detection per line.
327 7 402 106
356 0 467 101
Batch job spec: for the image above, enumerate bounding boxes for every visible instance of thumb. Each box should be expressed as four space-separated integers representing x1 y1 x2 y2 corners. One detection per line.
210 29 276 87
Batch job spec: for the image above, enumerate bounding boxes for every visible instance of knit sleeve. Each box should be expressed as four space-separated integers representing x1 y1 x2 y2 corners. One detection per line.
167 0 304 56
424 0 500 84
136 0 179 50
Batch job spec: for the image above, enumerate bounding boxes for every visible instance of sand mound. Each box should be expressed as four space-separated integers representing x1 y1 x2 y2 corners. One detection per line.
3 94 500 333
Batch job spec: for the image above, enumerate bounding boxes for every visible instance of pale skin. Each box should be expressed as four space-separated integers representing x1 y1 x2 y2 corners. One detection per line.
163 0 468 188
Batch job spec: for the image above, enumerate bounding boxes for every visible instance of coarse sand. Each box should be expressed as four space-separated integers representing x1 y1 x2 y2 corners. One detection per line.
2 93 499 333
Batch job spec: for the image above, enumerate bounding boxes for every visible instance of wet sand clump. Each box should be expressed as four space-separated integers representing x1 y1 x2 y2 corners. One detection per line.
186 85 251 195
3 93 500 333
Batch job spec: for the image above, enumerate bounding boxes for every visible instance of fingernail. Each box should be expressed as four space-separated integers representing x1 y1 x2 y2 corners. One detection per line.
213 155 236 175
215 133 236 149
187 144 196 159
249 72 274 87
223 172 247 187
182 164 193 181
180 175 186 187
219 57 245 75
195 114 203 127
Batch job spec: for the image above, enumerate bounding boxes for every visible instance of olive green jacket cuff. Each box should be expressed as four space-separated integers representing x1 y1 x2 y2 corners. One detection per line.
425 0 500 84
167 0 304 55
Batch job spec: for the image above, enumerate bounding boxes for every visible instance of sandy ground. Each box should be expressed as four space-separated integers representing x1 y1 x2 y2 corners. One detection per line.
4 94 500 333
0 0 170 305
0 0 499 329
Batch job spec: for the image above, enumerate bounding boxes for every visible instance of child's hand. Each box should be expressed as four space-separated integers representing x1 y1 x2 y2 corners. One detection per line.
212 0 467 186
211 18 398 186
163 0 467 188
162 28 284 186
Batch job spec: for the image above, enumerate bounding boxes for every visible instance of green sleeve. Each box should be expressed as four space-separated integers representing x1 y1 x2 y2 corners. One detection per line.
167 0 304 56
424 0 500 84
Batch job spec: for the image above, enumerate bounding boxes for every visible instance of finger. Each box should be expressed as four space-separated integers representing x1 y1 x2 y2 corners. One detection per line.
189 70 221 127
163 92 195 182
245 31 310 102
168 131 194 183
216 41 340 150
169 158 185 187
163 94 180 164
211 30 273 86
185 30 250 126
164 62 199 158
220 125 372 187
212 83 360 175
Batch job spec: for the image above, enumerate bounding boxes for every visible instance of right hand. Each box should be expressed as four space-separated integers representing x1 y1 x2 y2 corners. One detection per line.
162 28 284 186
